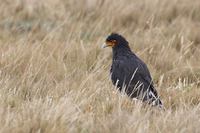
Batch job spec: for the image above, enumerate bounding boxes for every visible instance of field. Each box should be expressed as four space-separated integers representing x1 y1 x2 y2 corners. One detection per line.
0 0 200 132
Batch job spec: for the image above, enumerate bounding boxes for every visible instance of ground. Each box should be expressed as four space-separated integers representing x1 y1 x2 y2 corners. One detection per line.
0 0 200 132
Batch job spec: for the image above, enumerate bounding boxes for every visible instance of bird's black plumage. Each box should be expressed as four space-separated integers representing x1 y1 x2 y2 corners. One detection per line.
104 33 163 107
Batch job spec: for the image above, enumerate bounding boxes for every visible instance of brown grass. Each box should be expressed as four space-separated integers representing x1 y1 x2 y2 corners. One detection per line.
0 0 200 132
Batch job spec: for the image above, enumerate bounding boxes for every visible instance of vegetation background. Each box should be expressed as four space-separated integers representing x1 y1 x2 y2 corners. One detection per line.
0 0 200 132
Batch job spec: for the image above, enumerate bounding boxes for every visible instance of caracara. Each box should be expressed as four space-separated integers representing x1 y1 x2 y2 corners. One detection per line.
102 33 163 108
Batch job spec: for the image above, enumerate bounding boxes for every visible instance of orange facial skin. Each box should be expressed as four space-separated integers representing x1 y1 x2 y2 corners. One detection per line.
106 40 117 47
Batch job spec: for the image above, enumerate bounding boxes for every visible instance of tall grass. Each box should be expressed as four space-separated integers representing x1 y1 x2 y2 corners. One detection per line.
0 0 200 132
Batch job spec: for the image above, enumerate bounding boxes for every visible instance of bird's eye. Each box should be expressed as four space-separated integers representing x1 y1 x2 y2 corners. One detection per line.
111 40 117 43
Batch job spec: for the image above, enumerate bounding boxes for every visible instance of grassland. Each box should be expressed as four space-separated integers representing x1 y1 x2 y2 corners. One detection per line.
0 0 200 132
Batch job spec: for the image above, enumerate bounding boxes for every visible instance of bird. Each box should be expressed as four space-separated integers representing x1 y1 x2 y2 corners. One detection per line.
102 33 163 108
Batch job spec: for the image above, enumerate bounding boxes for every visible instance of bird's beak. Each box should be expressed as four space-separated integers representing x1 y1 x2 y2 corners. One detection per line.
101 43 108 48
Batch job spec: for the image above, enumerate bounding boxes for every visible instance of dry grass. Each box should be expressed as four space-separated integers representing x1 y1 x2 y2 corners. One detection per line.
0 0 200 132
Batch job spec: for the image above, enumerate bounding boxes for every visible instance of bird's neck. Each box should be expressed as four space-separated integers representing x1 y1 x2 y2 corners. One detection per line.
112 46 132 60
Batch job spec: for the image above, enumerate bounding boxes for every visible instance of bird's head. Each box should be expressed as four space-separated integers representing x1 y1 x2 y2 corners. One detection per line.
102 33 129 49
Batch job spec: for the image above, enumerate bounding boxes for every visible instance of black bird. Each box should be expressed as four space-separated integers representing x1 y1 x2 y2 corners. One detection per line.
102 33 163 108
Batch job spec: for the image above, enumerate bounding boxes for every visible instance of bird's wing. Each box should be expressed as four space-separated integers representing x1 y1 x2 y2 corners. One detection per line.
111 57 162 106
135 59 159 98
111 57 158 97
136 63 163 106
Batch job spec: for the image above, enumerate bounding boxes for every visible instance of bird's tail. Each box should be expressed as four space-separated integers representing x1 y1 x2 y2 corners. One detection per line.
151 97 164 109
148 90 164 109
